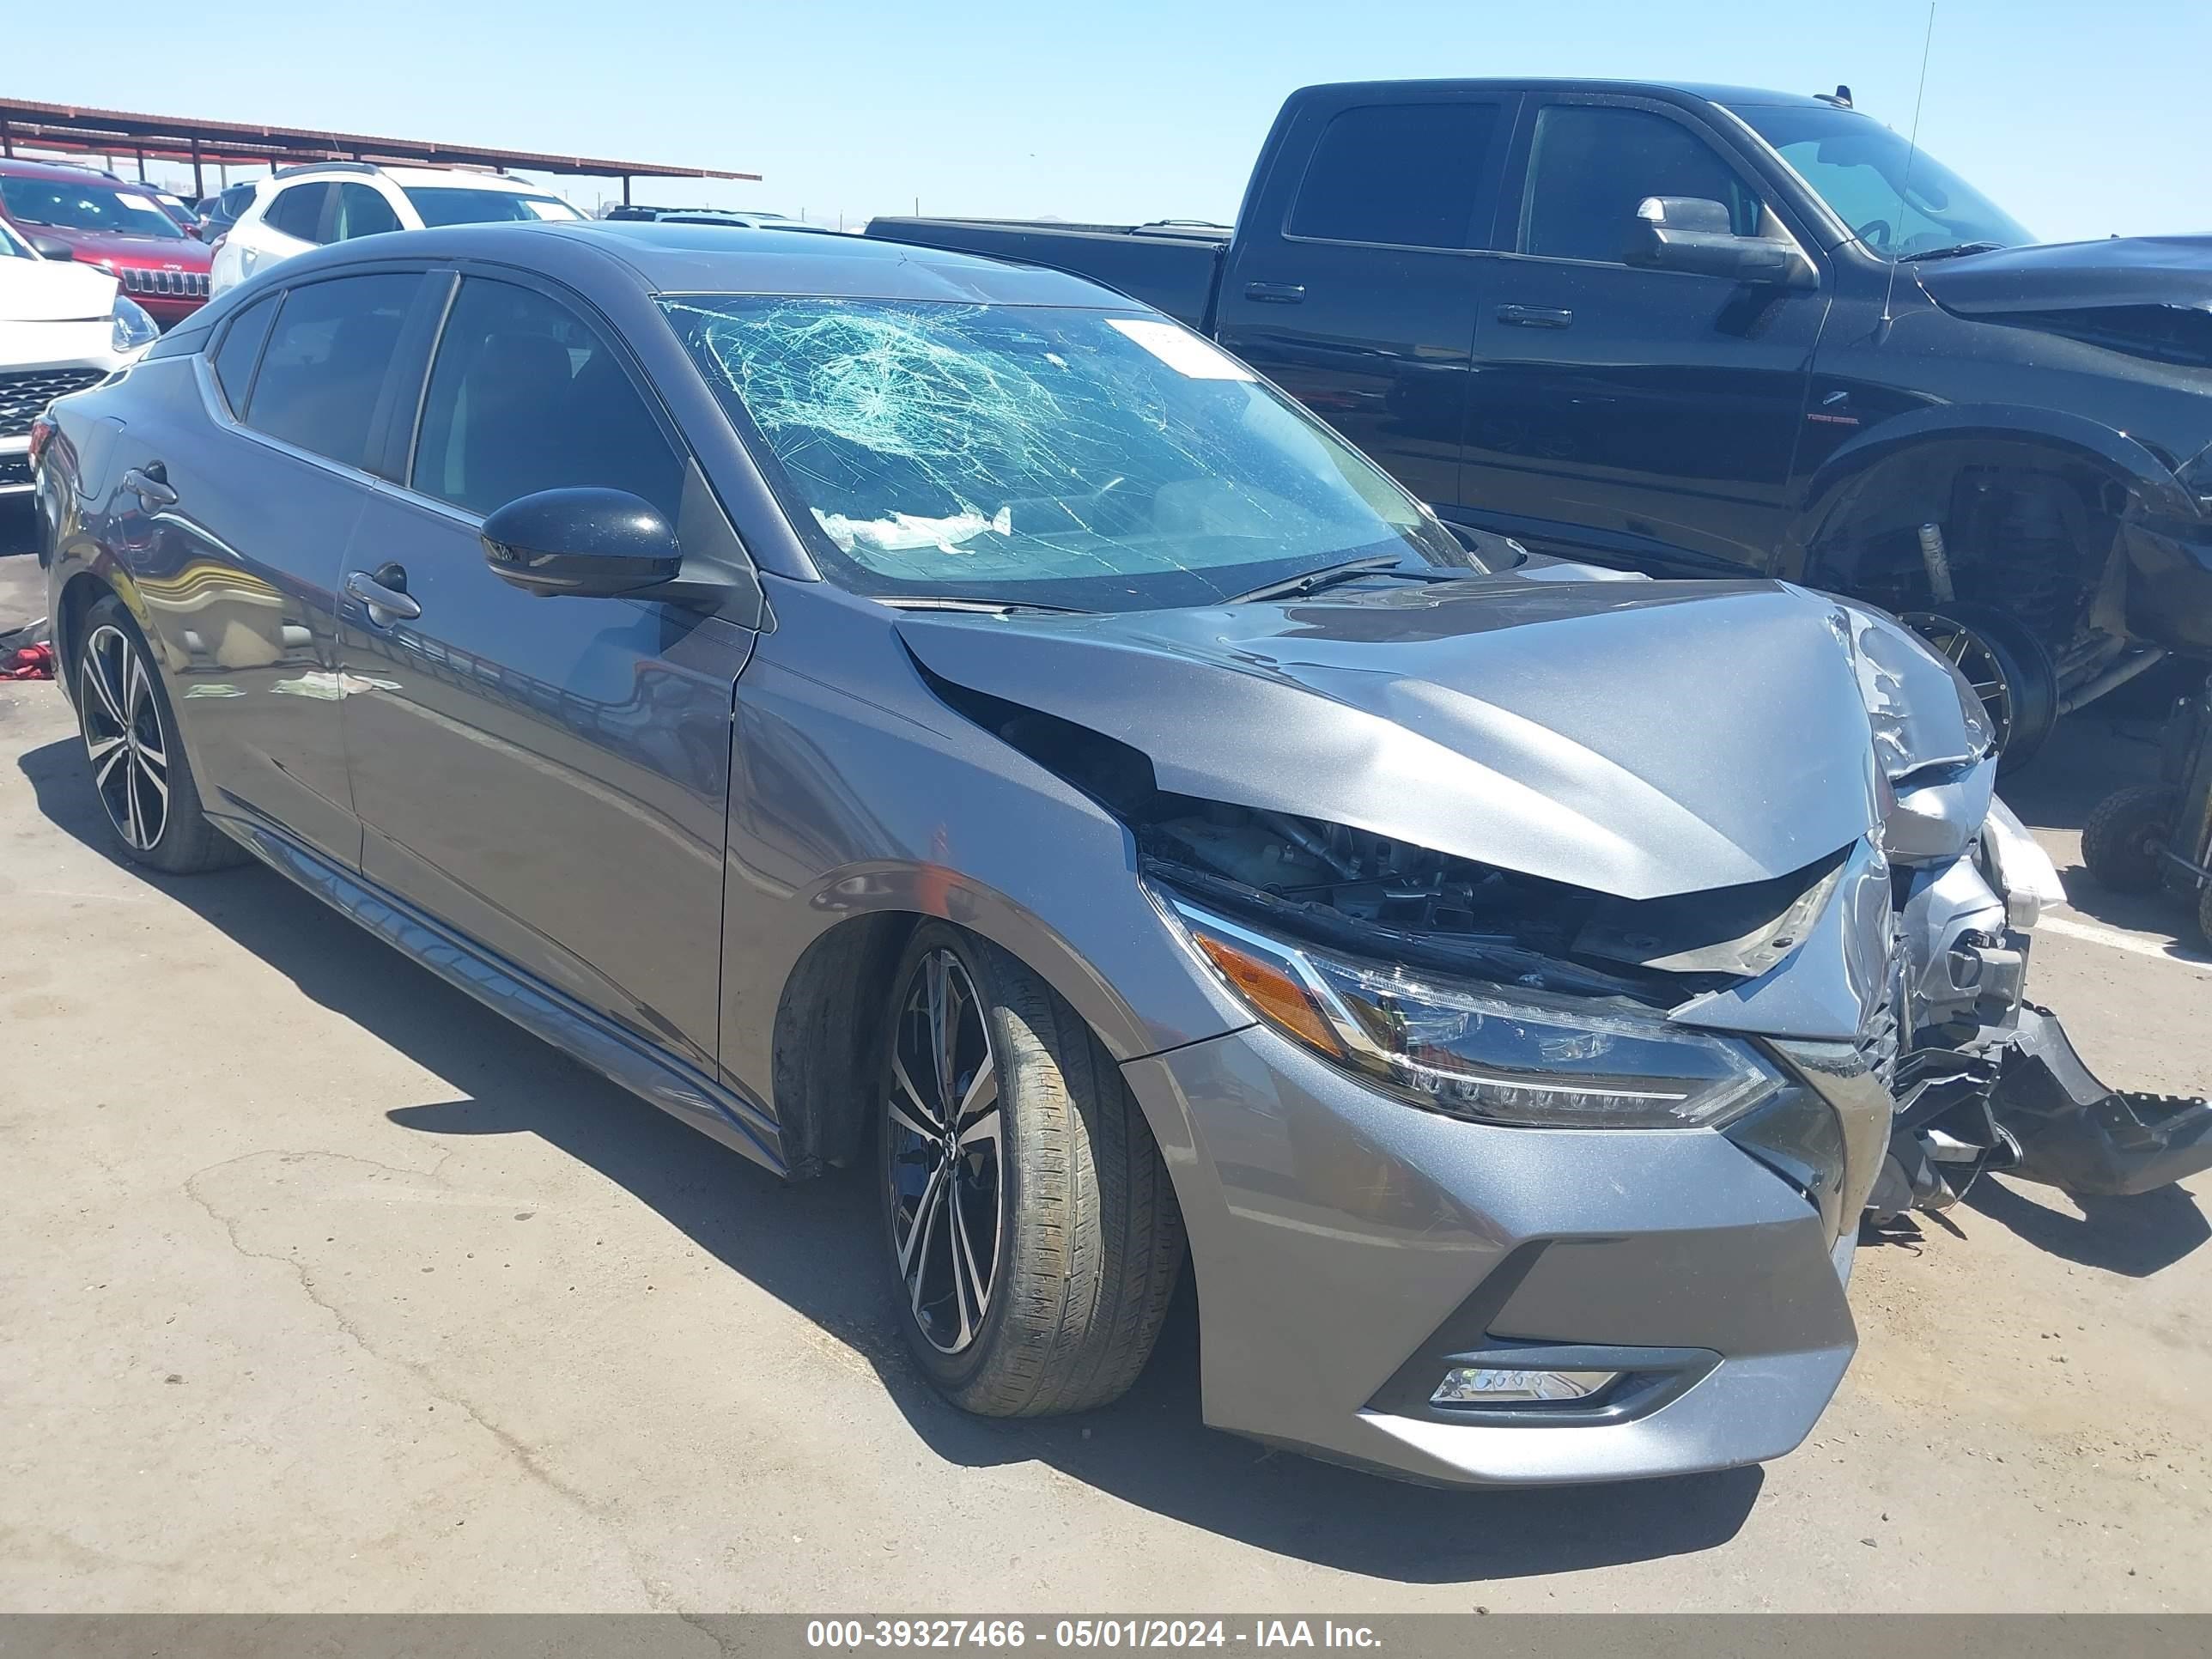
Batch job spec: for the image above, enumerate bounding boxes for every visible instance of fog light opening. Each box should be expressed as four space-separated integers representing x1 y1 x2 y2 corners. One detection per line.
1431 1366 1620 1406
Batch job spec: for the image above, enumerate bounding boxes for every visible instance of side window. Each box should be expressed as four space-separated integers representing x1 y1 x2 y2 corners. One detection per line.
1287 102 1501 249
264 183 331 244
331 183 403 241
242 273 422 470
410 277 684 520
210 293 277 415
1521 105 1761 264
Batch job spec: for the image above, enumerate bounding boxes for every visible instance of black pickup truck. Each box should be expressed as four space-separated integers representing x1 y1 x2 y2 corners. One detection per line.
869 80 2212 763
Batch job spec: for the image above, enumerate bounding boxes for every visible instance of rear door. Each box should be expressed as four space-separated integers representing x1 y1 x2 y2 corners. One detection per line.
1213 88 1517 509
124 268 428 866
1461 94 1831 574
336 270 756 1073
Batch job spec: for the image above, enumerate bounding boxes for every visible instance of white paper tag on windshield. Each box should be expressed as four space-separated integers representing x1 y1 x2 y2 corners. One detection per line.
1107 317 1255 380
118 193 161 213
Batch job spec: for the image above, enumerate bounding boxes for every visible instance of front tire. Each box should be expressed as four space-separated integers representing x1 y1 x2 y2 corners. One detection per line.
71 594 243 874
878 921 1184 1417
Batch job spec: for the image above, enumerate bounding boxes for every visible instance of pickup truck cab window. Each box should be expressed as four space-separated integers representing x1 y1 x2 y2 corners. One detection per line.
1521 104 1761 263
1288 102 1500 249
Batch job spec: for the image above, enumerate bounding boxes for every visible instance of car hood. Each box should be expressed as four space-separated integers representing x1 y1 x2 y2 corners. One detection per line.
0 256 118 323
898 577 1899 902
27 228 209 270
1915 234 2212 316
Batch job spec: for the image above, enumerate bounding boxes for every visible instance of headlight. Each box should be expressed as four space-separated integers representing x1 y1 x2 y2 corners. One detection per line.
112 295 160 352
1164 895 1780 1129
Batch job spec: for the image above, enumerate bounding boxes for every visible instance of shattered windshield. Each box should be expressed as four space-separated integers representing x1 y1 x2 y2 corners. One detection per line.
1729 104 2033 258
659 296 1473 611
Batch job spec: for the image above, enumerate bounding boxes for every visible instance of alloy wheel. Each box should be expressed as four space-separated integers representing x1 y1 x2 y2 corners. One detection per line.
885 948 1005 1355
1902 611 2016 753
80 623 170 854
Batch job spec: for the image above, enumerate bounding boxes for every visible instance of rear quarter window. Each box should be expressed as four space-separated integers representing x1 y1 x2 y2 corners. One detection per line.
210 294 278 415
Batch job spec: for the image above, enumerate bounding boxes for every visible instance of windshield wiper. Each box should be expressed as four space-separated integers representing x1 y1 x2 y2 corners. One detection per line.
1899 241 2008 263
1224 556 1455 605
871 594 1090 616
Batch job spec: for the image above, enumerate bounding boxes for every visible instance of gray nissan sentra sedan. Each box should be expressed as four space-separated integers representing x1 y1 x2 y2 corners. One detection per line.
33 222 2199 1487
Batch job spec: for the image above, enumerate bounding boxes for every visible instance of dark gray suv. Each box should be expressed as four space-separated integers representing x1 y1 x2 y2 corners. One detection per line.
33 221 2198 1487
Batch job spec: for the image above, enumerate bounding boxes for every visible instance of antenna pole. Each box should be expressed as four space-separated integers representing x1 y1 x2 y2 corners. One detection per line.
1881 0 1939 328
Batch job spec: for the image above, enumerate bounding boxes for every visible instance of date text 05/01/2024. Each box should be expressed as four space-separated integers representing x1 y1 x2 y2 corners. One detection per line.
804 1620 1383 1650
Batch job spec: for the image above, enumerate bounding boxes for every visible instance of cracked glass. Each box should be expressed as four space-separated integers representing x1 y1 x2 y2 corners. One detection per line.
659 296 1472 611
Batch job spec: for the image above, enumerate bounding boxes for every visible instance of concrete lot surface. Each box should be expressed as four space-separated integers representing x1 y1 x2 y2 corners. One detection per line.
2 528 2208 1613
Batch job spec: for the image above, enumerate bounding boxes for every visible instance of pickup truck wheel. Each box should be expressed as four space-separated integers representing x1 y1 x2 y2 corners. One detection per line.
878 921 1184 1417
1901 603 2058 773
2080 784 2177 895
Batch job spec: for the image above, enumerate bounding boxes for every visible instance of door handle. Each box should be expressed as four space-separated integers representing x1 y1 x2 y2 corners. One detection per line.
1496 304 1574 329
1244 282 1306 304
121 465 178 507
345 567 421 624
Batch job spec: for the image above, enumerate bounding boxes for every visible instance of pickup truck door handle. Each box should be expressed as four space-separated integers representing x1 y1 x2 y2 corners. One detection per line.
121 465 178 507
1496 304 1573 329
1244 282 1306 304
345 565 421 625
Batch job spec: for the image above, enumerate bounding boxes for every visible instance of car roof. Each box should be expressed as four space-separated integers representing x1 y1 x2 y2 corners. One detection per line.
258 163 556 191
248 218 1134 308
0 156 132 183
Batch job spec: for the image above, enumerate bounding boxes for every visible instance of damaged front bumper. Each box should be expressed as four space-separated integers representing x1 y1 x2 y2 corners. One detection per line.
1124 1023 1862 1488
1991 1006 2212 1198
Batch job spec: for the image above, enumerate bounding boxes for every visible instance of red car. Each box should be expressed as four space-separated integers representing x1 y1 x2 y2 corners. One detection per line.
0 157 212 328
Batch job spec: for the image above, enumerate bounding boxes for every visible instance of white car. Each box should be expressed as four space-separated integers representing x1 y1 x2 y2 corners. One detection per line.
0 216 158 500
209 163 584 295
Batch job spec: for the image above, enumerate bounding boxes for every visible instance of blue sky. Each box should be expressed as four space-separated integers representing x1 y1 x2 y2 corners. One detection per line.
11 0 2209 241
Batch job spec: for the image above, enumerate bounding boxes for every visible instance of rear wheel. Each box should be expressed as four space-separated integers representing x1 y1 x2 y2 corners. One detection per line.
71 594 243 874
2080 784 2177 896
878 921 1183 1416
1902 603 2060 773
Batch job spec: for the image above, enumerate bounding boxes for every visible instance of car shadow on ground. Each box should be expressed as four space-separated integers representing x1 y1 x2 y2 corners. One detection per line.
18 733 1762 1583
1960 1176 2210 1277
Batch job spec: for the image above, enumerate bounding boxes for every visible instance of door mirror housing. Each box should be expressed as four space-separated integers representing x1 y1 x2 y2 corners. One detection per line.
1626 197 1815 289
480 488 683 598
27 233 76 261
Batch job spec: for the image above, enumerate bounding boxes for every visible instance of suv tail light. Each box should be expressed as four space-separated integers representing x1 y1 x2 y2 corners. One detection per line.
27 413 57 469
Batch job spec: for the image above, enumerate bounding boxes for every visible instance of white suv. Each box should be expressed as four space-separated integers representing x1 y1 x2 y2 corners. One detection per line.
1 216 158 499
209 163 583 295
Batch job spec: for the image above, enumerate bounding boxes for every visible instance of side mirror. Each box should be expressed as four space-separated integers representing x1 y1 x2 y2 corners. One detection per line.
480 488 682 598
1626 197 1815 289
27 234 76 262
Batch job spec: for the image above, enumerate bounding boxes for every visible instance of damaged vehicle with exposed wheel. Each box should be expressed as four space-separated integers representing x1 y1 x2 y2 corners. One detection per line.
33 222 2212 1486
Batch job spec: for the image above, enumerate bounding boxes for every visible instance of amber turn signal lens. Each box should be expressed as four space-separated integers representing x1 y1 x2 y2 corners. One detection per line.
1193 933 1343 1057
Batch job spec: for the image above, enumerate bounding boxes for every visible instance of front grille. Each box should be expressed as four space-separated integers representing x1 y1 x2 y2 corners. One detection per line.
1856 927 1911 1097
0 368 105 434
118 266 210 299
0 453 32 489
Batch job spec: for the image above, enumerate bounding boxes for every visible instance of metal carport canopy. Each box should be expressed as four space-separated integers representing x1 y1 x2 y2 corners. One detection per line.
0 97 757 203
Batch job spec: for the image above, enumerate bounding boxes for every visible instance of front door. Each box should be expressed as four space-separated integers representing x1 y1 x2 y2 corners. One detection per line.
1462 96 1831 574
337 272 753 1072
1212 90 1517 508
